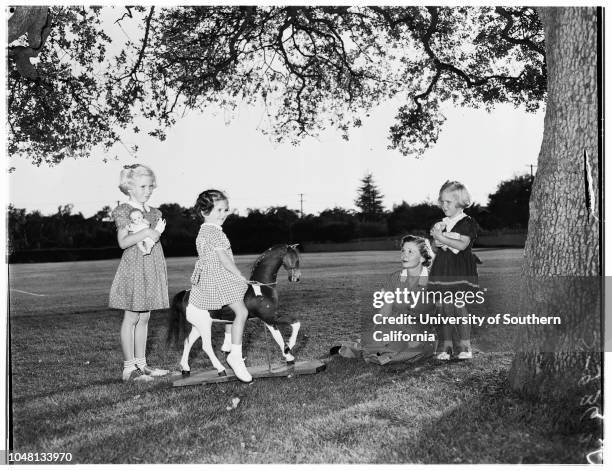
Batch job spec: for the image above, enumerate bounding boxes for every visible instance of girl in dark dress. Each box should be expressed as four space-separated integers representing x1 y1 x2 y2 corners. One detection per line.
429 180 479 361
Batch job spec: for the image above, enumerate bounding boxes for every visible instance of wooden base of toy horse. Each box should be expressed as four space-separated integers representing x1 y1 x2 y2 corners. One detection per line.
173 360 326 387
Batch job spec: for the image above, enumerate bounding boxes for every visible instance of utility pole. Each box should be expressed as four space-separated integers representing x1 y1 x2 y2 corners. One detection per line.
298 193 304 218
526 164 537 178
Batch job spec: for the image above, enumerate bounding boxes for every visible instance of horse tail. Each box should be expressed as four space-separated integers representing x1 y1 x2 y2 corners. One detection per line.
166 289 190 349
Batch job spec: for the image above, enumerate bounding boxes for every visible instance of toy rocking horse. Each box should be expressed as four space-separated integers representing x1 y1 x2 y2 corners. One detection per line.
167 244 306 383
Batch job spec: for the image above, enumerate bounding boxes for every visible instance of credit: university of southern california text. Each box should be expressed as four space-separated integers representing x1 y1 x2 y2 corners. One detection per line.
372 313 562 327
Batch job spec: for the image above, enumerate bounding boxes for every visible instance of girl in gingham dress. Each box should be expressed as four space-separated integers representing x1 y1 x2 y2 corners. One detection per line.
109 164 170 382
186 190 252 382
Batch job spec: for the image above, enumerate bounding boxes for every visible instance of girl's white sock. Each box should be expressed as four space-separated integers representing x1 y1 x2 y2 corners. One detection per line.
221 332 232 352
228 344 243 358
135 357 146 370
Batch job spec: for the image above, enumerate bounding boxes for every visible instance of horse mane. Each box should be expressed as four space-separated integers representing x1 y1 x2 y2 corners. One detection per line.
249 244 288 279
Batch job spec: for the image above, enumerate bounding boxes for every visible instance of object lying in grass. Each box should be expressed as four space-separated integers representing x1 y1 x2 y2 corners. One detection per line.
226 397 241 410
331 339 435 366
173 360 326 387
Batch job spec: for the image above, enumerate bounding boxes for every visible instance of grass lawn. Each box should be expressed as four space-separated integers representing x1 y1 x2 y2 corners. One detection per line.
7 249 598 463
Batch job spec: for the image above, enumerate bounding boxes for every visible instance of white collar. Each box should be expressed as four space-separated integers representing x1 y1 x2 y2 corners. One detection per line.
127 200 150 212
400 266 429 286
443 211 466 232
202 222 223 229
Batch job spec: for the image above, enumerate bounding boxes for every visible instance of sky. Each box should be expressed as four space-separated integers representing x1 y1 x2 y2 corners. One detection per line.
8 98 544 217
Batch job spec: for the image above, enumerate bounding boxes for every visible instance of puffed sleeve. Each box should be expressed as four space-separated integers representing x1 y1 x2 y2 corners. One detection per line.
210 228 231 250
454 217 478 240
111 205 131 230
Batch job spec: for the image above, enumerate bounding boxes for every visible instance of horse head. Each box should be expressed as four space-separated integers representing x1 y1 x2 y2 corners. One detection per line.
283 244 301 282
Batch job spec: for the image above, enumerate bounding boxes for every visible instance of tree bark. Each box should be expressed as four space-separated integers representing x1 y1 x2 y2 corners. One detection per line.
8 6 51 79
9 7 48 44
509 6 601 416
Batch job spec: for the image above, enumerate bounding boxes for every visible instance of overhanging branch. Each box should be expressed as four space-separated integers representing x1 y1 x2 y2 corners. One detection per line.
413 6 535 110
115 6 155 82
495 7 545 57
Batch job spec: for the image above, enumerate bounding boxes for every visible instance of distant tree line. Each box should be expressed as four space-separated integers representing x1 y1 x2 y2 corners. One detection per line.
7 174 532 259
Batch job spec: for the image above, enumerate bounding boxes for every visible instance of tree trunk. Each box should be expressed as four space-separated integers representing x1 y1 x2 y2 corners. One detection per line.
508 5 601 424
8 6 51 79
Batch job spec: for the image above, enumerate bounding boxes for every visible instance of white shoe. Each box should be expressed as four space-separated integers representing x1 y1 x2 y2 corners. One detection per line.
435 347 452 361
457 350 473 360
122 367 136 382
226 353 253 383
142 365 169 377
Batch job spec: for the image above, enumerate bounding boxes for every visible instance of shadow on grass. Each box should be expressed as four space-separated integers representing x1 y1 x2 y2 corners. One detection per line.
379 368 600 464
13 378 121 403
11 346 601 464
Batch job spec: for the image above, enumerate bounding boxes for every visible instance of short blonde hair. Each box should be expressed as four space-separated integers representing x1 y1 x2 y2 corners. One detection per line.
438 180 472 209
118 164 157 195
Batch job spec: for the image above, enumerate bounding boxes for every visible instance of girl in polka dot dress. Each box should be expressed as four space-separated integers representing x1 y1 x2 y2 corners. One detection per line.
109 164 170 382
186 190 252 382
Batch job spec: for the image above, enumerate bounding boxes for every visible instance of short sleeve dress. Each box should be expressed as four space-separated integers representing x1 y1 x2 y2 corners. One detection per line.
108 203 169 311
428 215 479 292
189 223 248 310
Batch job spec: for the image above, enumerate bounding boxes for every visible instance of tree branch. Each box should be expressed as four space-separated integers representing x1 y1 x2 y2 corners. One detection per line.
369 6 416 30
115 6 155 82
495 7 545 57
412 6 533 109
114 6 134 25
